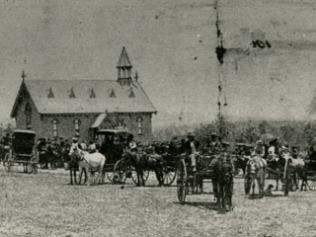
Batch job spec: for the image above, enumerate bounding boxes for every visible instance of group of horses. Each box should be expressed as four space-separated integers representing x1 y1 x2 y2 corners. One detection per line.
235 150 309 198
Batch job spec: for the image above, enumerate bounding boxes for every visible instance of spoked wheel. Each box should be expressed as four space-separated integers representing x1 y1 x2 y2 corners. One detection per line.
113 160 129 184
244 175 251 195
4 152 12 172
176 159 187 204
163 165 176 186
131 169 149 185
3 152 9 167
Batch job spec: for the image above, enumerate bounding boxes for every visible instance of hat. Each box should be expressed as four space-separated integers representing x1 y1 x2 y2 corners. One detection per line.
187 132 195 138
211 132 218 137
280 145 289 152
72 137 78 142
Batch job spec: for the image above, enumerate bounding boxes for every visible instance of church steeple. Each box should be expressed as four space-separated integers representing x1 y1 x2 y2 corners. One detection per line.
117 47 133 85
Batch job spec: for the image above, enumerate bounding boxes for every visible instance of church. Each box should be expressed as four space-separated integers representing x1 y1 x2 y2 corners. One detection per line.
10 47 157 143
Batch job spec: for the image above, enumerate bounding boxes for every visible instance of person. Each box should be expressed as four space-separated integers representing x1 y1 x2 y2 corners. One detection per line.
128 134 137 152
267 138 279 161
253 140 265 157
88 143 97 153
291 146 299 158
183 132 200 172
69 136 80 155
209 132 220 154
79 140 87 151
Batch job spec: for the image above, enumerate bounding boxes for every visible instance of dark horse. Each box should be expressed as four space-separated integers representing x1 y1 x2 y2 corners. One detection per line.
121 150 164 186
211 153 234 211
63 148 87 185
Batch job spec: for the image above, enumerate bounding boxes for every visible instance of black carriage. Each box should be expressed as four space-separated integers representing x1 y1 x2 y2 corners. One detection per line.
95 129 146 183
3 129 38 174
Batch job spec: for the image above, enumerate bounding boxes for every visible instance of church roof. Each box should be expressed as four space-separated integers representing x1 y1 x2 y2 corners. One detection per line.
117 47 132 68
11 79 157 116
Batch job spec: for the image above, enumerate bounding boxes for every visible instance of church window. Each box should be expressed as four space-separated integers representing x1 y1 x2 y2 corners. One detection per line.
48 88 54 98
129 89 135 98
110 89 116 98
74 119 80 135
137 117 143 135
24 102 32 129
52 119 58 137
90 88 96 98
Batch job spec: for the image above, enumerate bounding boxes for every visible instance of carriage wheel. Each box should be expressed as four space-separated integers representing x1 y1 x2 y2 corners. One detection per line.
3 152 9 167
113 160 129 184
283 161 290 196
244 175 251 195
176 159 187 204
163 166 176 186
4 153 12 172
131 169 149 185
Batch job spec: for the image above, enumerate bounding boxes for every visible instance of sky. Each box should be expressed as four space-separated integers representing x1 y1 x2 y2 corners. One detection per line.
0 0 316 128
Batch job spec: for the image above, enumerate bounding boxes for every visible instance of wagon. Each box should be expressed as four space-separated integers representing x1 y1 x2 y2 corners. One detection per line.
3 129 38 174
176 153 215 204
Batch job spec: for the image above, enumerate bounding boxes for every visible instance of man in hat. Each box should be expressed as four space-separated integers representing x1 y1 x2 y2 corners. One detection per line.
267 138 279 161
68 136 80 156
209 132 221 154
183 132 200 172
254 140 266 157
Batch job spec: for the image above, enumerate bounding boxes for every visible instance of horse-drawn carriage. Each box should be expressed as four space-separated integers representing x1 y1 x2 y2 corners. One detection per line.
3 129 38 174
176 150 234 211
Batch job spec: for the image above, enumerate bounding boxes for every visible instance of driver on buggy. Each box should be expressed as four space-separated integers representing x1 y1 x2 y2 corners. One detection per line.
183 132 200 172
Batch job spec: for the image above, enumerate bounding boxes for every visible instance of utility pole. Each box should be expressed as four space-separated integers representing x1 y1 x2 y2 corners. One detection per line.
214 0 227 140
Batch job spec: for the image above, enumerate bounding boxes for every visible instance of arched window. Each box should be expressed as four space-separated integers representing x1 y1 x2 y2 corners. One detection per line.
52 119 58 137
74 119 81 135
137 117 143 135
24 102 32 129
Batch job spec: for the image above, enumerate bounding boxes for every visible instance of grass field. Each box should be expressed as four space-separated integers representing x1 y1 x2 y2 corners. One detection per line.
0 167 316 237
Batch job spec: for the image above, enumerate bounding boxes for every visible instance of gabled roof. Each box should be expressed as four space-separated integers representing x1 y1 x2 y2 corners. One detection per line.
117 47 132 68
10 79 157 117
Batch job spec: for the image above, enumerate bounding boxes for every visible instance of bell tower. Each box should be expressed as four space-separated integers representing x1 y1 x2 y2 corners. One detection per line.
117 46 132 85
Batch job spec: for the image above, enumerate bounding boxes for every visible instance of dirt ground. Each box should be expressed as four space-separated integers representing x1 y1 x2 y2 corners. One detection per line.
0 167 316 237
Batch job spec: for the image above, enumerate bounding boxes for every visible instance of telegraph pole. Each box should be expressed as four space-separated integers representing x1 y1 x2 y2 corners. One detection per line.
214 0 227 140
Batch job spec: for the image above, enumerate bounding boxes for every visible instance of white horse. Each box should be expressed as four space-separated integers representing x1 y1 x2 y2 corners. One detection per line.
69 144 106 185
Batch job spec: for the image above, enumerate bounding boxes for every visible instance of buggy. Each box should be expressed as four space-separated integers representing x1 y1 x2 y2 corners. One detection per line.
95 129 144 183
176 150 234 211
3 129 38 174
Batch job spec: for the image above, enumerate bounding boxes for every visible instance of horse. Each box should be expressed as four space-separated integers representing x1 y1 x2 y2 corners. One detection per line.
245 156 267 198
233 154 249 177
287 156 307 191
211 153 234 211
121 149 164 186
63 148 80 185
68 146 106 185
268 152 307 192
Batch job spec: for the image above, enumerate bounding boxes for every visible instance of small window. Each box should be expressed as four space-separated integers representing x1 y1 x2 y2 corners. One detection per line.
90 88 96 98
74 119 80 135
110 89 116 98
24 102 32 129
48 88 54 98
69 88 76 98
129 90 135 98
137 117 143 135
52 119 58 137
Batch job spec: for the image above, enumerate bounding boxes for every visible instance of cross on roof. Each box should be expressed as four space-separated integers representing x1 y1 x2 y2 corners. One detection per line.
21 70 26 81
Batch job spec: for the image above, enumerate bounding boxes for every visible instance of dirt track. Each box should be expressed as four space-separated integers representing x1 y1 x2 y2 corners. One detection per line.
0 168 316 237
